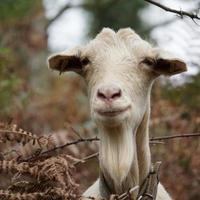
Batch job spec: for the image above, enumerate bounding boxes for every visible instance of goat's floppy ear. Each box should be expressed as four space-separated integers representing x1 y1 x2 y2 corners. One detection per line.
47 48 89 74
143 49 187 76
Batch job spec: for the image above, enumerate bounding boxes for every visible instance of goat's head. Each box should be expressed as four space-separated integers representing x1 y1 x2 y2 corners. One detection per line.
48 28 187 128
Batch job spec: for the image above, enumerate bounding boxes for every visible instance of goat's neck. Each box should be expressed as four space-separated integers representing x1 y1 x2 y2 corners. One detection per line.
98 102 151 197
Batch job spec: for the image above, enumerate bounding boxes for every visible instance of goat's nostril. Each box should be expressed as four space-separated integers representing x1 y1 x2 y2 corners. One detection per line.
111 90 121 99
97 90 107 100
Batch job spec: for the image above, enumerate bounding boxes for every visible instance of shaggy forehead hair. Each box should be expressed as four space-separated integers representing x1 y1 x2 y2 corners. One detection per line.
86 28 152 60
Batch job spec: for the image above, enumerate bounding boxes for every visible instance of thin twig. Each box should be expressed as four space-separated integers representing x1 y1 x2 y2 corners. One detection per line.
21 136 99 162
149 141 164 145
73 152 99 166
46 0 122 29
20 133 200 162
46 3 85 29
144 0 200 20
118 186 139 200
150 133 200 141
43 136 99 153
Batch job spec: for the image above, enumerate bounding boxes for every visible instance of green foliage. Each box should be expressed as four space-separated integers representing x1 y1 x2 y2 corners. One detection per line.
0 0 44 120
0 0 41 23
0 47 22 117
84 0 146 37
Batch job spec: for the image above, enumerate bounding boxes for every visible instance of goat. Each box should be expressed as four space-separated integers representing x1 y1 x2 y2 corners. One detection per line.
48 28 187 200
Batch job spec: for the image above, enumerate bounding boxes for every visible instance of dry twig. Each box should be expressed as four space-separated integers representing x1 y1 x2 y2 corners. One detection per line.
20 132 200 162
144 0 200 21
150 133 200 141
0 122 199 200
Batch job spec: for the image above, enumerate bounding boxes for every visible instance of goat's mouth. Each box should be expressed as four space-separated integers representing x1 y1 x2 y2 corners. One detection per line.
95 105 131 117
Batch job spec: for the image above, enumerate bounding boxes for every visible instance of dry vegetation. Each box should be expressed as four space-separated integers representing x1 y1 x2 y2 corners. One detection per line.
0 123 145 200
0 117 199 200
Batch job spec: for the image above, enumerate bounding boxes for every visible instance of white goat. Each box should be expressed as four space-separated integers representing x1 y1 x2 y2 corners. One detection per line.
48 28 187 200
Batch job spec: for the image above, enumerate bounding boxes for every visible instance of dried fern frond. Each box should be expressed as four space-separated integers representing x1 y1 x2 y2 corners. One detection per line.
3 140 50 161
2 123 98 161
0 156 77 184
36 156 78 188
3 135 51 160
8 180 58 193
0 160 30 174
0 160 18 173
0 155 79 199
47 132 69 148
0 124 38 146
0 123 92 200
0 189 73 200
3 128 78 160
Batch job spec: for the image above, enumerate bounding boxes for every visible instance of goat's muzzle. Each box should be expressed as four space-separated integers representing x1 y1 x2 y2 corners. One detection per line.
97 84 122 104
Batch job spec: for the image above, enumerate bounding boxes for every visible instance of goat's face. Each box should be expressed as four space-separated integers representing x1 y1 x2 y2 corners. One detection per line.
48 28 187 128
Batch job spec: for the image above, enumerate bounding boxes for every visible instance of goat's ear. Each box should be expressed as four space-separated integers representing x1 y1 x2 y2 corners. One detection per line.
143 49 187 76
47 49 89 74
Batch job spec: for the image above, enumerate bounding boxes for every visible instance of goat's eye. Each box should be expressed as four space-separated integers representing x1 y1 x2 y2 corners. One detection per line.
81 57 90 66
141 57 156 66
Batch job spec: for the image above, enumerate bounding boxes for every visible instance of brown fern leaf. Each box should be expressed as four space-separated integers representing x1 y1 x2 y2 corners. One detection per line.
0 160 18 174
0 124 83 200
1 185 79 200
36 156 77 188
47 131 71 148
8 180 57 193
3 136 50 160
47 187 78 200
0 160 33 175
0 124 38 146
0 190 62 200
1 155 78 187
3 129 74 161
2 125 96 161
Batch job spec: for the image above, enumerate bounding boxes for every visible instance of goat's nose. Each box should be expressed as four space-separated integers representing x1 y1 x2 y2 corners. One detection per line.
97 85 122 102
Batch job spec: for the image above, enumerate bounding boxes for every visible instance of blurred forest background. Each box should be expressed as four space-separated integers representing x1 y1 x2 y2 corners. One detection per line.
0 0 199 199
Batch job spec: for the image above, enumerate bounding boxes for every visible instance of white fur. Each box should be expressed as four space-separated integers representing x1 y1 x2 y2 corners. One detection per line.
48 28 187 200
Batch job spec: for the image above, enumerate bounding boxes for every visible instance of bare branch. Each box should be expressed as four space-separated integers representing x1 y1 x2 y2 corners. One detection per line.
21 136 99 162
73 152 99 166
150 133 200 141
21 133 200 162
144 0 200 21
46 0 122 29
46 3 87 29
149 141 164 145
116 186 139 200
43 136 99 153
